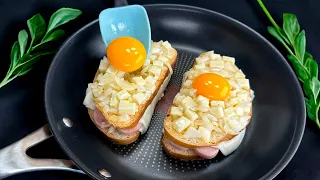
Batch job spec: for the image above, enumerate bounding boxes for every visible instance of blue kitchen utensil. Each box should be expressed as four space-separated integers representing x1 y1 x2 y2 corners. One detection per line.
99 5 151 55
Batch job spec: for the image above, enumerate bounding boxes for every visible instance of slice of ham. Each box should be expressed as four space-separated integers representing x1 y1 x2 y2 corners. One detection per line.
94 109 111 129
194 147 219 159
168 139 189 151
118 123 142 135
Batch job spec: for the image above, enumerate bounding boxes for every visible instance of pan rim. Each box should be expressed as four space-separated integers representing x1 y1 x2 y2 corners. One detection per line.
44 3 306 180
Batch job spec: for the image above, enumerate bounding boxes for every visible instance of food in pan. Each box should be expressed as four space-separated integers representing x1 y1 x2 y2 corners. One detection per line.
83 40 177 145
162 51 254 160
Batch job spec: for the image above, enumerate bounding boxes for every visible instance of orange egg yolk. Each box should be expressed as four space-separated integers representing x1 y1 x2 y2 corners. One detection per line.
106 36 147 72
192 73 230 100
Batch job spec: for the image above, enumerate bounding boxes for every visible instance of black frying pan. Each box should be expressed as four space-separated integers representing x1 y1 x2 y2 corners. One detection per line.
0 1 305 180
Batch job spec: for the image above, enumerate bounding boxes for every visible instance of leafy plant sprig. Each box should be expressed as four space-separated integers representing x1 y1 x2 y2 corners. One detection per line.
0 8 82 88
257 0 320 129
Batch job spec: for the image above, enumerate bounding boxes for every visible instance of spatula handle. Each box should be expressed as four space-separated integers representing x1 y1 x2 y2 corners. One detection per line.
0 125 84 179
114 0 129 7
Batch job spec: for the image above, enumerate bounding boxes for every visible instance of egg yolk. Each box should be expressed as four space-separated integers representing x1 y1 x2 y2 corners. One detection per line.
106 36 146 72
192 73 230 100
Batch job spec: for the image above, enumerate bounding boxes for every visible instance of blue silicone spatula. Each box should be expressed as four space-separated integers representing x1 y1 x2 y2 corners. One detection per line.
99 5 151 55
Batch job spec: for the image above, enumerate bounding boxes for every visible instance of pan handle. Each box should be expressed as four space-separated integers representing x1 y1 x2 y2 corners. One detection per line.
114 0 128 7
0 125 84 179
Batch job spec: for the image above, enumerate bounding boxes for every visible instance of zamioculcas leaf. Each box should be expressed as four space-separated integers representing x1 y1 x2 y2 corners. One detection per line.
294 30 306 61
41 29 65 44
0 7 82 89
283 13 300 45
10 41 20 65
46 8 82 35
27 14 46 47
305 58 318 78
18 30 28 57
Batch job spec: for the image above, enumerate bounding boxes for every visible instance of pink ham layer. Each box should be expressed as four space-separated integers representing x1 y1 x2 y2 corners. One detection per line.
168 139 219 159
93 109 141 135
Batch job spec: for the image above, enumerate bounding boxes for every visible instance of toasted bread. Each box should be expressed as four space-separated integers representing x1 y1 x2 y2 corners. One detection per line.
94 47 177 129
163 51 254 149
162 135 202 160
85 41 178 145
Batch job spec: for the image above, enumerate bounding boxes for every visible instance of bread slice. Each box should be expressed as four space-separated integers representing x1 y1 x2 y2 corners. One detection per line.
88 109 139 144
162 135 202 160
86 41 178 145
163 51 254 149
94 47 177 129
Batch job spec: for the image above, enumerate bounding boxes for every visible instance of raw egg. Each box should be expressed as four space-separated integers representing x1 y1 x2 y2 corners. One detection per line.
107 36 147 72
192 73 230 100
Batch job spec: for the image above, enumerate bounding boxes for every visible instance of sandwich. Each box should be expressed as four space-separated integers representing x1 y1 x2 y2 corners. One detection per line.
162 51 254 160
83 40 177 145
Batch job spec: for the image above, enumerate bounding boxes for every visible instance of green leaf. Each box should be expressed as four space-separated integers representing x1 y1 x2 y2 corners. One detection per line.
267 26 287 47
305 58 318 78
45 8 82 35
18 30 28 57
10 41 20 65
283 13 300 45
12 50 56 75
41 29 65 44
305 97 316 121
278 29 290 45
303 77 320 102
304 52 313 62
294 30 306 61
27 14 46 47
288 55 309 83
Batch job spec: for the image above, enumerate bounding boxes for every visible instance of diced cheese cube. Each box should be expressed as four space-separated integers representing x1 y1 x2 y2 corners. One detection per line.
184 126 201 138
210 53 222 60
149 55 157 61
170 106 183 116
237 79 250 90
106 66 118 75
209 60 224 69
240 116 251 123
237 91 249 101
196 95 210 107
137 86 146 92
173 94 185 105
210 101 225 108
158 55 169 62
222 56 235 64
224 62 237 72
116 71 126 78
236 107 244 115
144 58 151 66
118 100 137 115
132 76 146 86
141 65 152 75
198 126 211 142
227 119 245 132
181 96 198 109
144 82 155 92
148 66 162 76
210 106 224 118
194 63 206 71
99 59 109 71
110 92 119 107
183 80 193 88
196 57 209 64
117 90 130 100
184 109 199 121
226 98 240 107
162 41 172 50
235 70 246 79
173 117 192 133
153 60 163 67
145 75 153 82
133 93 147 105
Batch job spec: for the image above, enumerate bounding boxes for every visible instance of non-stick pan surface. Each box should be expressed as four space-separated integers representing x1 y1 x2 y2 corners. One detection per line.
45 4 305 180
